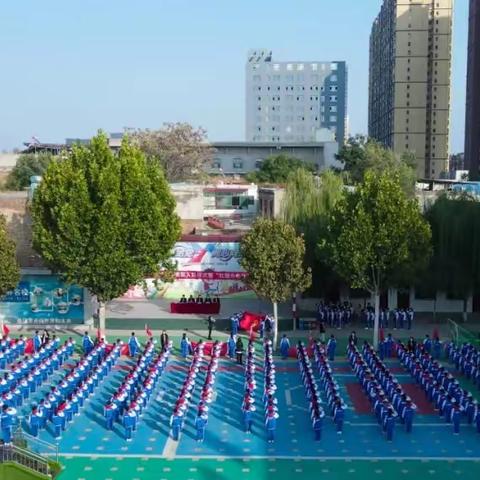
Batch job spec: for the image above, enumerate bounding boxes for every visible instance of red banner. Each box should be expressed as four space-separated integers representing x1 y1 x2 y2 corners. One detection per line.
239 312 264 332
175 271 247 280
191 341 227 356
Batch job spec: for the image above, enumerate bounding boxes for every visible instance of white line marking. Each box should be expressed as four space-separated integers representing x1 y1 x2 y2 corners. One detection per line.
162 436 179 459
285 390 292 406
58 454 480 461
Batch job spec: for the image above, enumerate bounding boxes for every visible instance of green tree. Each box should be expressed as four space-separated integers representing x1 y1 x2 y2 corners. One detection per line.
240 219 311 347
4 153 53 191
324 170 431 347
131 123 214 182
245 154 314 184
425 194 480 321
0 214 20 332
31 132 181 331
337 136 417 196
282 169 344 297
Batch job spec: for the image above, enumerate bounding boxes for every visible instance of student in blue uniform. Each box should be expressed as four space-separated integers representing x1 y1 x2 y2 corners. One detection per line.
384 409 395 442
451 404 461 435
180 333 190 359
195 413 208 442
170 410 183 441
231 315 239 336
123 409 137 441
265 409 277 443
52 408 66 439
312 408 325 441
280 334 290 360
128 332 140 357
82 332 94 354
29 406 41 437
0 405 15 445
327 335 337 361
243 405 255 433
227 334 236 359
403 399 415 433
33 331 42 352
333 399 345 434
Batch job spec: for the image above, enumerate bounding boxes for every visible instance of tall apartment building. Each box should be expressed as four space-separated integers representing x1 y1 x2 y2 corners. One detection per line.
465 0 480 180
245 49 347 145
368 0 453 179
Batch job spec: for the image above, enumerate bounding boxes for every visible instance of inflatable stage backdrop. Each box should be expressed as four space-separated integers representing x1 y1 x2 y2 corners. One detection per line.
122 242 254 300
0 275 84 325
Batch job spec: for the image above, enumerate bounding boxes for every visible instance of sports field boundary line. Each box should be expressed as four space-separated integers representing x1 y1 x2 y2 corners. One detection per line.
57 453 480 461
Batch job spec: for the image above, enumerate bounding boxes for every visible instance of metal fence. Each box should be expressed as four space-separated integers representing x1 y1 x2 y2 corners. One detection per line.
0 444 51 477
13 425 59 463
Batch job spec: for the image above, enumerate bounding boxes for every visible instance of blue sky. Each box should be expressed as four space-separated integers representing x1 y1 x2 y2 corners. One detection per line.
0 0 469 152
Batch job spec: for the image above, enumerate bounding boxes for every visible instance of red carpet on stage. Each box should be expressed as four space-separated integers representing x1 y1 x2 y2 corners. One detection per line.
401 383 436 414
345 383 372 414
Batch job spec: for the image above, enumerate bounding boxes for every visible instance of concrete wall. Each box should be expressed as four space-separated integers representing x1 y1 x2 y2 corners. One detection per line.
0 192 44 268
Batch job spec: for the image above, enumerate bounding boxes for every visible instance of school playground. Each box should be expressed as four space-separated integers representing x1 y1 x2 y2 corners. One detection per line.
6 338 479 480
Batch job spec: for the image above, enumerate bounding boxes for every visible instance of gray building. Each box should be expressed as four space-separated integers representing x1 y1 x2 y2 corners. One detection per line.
245 49 348 145
208 141 339 176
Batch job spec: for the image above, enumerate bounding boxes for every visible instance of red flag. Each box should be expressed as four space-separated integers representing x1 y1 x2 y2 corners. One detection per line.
25 338 34 354
239 312 264 332
249 326 257 341
145 324 153 337
2 324 10 336
120 343 129 356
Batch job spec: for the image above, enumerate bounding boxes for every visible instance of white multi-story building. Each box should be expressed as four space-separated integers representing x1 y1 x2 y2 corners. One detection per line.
245 49 348 145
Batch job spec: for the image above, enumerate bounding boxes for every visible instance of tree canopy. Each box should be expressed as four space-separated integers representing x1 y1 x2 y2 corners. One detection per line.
336 135 417 196
425 194 480 304
240 218 311 347
323 170 431 346
131 123 214 182
0 214 20 297
245 154 314 184
282 169 344 297
31 132 181 328
3 153 53 191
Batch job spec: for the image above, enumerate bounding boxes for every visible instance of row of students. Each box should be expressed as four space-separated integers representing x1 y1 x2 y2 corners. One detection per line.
398 343 480 435
313 341 345 433
29 341 121 439
242 340 257 434
263 340 279 443
170 342 206 441
297 342 325 440
0 335 26 368
446 342 480 389
195 341 222 442
123 342 173 440
362 342 416 433
104 340 156 431
0 338 72 411
179 294 219 304
348 344 398 441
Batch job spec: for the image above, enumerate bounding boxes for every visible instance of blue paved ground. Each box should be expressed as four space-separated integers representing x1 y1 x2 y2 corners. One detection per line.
11 350 479 460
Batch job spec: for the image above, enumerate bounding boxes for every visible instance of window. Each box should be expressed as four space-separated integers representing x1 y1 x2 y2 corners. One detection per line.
329 106 337 112
329 95 337 102
211 160 221 169
311 64 318 71
297 64 304 71
331 63 338 70
287 63 293 71
330 115 337 122
330 74 337 82
329 85 338 92
233 159 243 169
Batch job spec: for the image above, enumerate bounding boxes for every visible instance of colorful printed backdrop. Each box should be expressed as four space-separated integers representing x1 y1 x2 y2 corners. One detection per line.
122 242 254 299
0 274 84 325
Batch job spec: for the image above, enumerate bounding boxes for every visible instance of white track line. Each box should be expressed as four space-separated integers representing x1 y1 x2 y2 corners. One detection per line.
58 453 480 461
